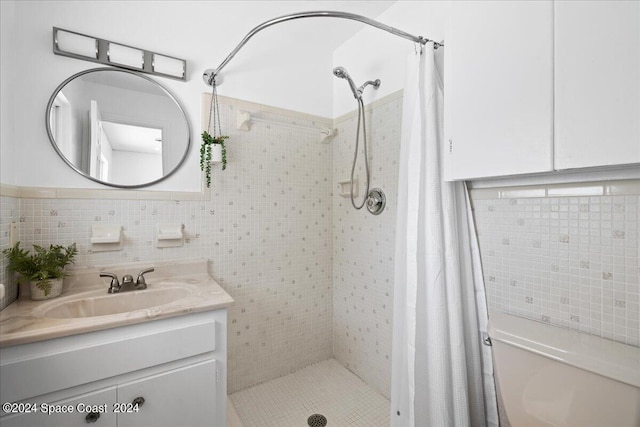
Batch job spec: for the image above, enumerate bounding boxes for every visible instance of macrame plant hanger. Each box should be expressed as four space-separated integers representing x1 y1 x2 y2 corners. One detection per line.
200 76 228 188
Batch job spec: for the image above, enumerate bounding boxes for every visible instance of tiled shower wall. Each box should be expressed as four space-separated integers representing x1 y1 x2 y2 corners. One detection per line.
2 93 402 399
332 92 402 399
1 96 334 393
472 193 640 347
0 196 19 310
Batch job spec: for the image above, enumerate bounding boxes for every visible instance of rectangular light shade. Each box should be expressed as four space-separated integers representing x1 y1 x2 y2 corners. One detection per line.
52 27 187 81
153 54 185 78
56 29 97 58
108 43 144 69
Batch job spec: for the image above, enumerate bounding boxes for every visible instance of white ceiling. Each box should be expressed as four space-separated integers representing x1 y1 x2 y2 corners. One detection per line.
200 1 397 68
189 1 398 115
101 121 162 154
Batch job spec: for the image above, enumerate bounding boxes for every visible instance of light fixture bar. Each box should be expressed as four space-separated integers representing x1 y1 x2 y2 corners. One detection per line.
108 43 144 69
53 27 186 81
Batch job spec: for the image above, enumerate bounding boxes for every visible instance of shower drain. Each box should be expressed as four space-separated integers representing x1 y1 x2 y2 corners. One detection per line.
307 413 328 427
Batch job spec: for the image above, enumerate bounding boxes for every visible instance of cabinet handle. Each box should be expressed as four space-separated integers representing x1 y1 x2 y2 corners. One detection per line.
85 412 100 423
132 396 145 407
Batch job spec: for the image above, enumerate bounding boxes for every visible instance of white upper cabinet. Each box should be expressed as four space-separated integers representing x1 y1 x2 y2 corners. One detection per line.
444 1 554 180
554 1 640 170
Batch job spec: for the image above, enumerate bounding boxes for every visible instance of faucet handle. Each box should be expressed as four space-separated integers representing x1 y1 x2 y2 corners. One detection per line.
136 268 155 288
100 272 120 293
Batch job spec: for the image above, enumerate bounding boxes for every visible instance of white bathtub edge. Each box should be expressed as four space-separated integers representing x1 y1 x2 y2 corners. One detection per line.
488 311 640 389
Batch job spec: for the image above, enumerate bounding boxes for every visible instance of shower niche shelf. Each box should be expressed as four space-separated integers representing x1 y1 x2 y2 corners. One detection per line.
338 179 358 198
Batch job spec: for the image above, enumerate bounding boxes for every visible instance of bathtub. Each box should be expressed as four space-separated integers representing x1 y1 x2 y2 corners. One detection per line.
489 311 640 427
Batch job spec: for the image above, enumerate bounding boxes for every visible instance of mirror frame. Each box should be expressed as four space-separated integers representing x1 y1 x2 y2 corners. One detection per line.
45 67 191 188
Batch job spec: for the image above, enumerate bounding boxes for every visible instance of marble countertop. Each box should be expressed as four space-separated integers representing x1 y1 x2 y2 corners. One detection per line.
0 260 234 348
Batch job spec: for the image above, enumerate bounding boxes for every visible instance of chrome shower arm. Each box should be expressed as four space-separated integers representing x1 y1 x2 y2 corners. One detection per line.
358 79 381 95
204 10 443 86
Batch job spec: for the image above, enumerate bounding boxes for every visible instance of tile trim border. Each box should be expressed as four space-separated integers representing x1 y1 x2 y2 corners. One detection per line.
7 179 637 201
333 90 404 123
202 93 333 130
470 179 640 200
0 180 211 201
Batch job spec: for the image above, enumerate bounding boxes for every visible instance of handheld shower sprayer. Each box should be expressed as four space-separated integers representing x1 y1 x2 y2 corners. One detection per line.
333 66 381 99
333 67 380 99
332 66 385 215
333 66 360 99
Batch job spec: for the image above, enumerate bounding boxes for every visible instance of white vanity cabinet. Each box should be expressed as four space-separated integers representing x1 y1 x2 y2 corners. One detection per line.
0 310 227 427
554 0 640 170
117 360 217 427
0 387 117 427
444 0 554 180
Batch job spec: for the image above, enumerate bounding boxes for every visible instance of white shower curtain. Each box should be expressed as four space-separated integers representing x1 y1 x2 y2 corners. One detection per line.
390 43 499 427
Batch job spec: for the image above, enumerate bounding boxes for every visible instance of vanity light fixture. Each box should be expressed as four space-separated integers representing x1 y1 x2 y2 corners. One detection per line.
108 42 144 69
55 29 98 58
153 54 186 79
53 27 187 81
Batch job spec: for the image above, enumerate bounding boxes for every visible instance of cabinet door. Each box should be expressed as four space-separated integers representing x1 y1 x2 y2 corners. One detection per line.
0 387 116 427
554 1 640 169
444 1 554 180
117 359 216 427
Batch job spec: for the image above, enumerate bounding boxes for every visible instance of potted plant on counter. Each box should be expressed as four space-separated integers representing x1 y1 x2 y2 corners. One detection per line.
200 131 229 188
2 242 77 300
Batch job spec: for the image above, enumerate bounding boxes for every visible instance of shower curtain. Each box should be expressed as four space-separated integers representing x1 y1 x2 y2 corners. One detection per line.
390 43 499 427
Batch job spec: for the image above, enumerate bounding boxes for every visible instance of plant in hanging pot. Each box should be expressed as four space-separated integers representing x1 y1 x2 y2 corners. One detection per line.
2 242 78 300
200 131 229 188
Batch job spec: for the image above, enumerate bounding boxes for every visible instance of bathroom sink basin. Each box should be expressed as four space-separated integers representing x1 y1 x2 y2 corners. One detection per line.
39 287 191 318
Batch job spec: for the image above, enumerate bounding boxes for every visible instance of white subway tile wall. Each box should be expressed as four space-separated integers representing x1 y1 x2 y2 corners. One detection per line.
2 98 334 393
332 93 402 399
472 195 640 347
0 196 19 310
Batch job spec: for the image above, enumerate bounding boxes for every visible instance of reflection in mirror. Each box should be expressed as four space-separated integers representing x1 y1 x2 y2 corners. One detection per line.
46 68 190 188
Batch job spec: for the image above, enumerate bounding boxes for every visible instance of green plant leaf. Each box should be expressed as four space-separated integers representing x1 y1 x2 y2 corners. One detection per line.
3 242 77 285
200 132 229 188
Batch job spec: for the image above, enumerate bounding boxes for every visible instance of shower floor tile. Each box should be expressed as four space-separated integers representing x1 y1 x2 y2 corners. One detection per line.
229 358 390 427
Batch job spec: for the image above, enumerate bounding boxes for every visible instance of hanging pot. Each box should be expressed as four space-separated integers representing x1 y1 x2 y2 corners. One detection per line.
209 143 223 164
29 278 63 301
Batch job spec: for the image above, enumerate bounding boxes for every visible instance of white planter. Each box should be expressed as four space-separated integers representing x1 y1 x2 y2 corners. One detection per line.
209 144 223 163
30 278 63 301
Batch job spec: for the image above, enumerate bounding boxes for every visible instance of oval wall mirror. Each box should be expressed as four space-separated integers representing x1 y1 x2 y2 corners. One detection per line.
46 68 190 188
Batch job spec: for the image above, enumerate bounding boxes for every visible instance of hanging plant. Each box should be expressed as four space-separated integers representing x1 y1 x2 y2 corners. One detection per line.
200 131 228 188
201 74 229 188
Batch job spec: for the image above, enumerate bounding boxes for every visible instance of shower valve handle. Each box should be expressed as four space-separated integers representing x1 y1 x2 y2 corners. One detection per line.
366 188 386 216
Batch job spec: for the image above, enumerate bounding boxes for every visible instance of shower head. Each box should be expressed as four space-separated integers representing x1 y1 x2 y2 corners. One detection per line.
333 66 360 99
333 66 381 100
332 66 349 79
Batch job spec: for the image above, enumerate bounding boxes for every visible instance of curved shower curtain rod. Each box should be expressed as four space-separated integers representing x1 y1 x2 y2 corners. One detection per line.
203 10 443 86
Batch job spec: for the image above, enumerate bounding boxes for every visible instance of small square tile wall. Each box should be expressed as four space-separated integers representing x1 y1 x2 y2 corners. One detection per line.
2 92 404 399
332 93 403 399
0 196 19 310
1 96 334 393
472 193 640 347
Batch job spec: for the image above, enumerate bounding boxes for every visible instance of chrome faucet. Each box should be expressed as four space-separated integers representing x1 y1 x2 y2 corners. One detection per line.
100 272 120 294
100 268 155 294
121 274 135 291
136 268 154 289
